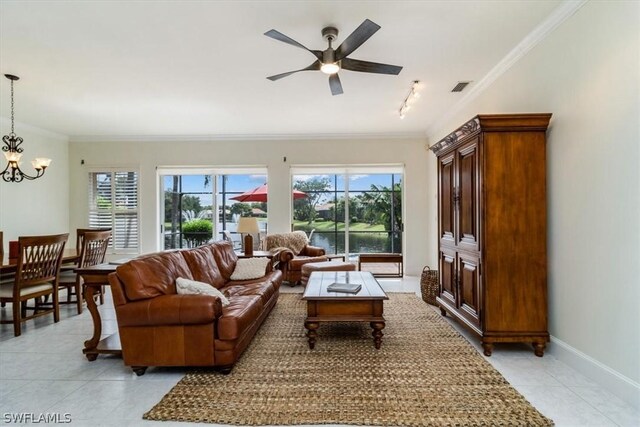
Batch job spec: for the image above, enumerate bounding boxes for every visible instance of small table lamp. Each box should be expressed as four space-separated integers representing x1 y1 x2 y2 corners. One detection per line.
237 217 260 256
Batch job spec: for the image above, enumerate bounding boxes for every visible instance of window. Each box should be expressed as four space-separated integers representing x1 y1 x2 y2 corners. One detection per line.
291 166 403 260
158 168 267 250
88 171 139 253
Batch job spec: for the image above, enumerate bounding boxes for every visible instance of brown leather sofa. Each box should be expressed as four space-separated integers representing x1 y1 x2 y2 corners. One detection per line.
108 241 282 375
264 231 327 285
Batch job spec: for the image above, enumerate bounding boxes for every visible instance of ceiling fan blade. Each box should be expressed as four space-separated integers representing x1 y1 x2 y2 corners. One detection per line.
264 29 322 60
335 19 381 60
329 73 343 96
341 58 403 75
266 61 321 81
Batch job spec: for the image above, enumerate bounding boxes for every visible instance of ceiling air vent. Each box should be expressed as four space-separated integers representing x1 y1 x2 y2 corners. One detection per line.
451 81 471 92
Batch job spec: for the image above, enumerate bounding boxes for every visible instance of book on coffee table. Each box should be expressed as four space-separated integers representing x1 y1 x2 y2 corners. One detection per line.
327 282 362 294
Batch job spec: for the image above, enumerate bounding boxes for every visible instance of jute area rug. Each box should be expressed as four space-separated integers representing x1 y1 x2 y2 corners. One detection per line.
144 293 553 426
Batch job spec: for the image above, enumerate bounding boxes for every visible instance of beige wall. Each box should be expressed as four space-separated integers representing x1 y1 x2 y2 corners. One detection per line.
427 0 640 392
0 119 69 249
21 0 637 406
68 137 434 276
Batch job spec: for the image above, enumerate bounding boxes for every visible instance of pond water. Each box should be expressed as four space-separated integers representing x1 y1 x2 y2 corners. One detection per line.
310 231 402 256
163 228 402 255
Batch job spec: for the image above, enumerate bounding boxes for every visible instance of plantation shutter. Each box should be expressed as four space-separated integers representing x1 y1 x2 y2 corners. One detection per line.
88 171 139 253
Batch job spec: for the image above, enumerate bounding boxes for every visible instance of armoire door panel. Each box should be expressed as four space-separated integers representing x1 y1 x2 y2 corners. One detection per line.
439 248 457 307
457 139 480 252
458 252 480 326
439 153 455 245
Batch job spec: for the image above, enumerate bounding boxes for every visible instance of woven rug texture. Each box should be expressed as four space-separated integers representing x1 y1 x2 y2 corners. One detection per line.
144 293 553 426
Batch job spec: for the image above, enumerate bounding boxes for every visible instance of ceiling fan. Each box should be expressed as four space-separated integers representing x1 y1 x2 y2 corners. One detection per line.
264 19 402 96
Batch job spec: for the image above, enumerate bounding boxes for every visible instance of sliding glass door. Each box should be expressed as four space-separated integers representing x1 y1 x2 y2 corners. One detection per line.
292 175 346 254
292 168 403 260
162 174 213 249
347 174 402 255
159 170 267 250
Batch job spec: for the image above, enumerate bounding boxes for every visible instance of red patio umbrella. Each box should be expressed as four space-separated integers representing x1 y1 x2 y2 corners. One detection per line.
229 184 307 203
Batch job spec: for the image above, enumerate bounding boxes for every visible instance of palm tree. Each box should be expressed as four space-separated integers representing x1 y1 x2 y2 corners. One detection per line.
293 177 331 224
358 184 402 232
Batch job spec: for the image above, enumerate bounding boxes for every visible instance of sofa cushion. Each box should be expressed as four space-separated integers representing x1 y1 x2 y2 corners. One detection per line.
180 246 226 289
176 277 230 307
230 257 270 281
222 270 282 288
115 294 222 327
264 231 308 255
209 241 238 281
116 251 193 301
217 295 263 341
223 281 276 305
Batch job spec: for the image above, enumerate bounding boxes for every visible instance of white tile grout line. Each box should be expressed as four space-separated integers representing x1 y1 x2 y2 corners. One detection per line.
1 285 636 426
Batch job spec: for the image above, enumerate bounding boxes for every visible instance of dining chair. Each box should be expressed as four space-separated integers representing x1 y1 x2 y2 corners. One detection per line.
0 233 68 337
0 231 7 305
60 228 111 272
258 231 267 250
223 230 241 250
58 230 111 314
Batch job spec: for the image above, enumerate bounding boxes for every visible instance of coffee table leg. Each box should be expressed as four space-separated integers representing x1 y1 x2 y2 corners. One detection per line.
370 321 385 349
305 321 319 349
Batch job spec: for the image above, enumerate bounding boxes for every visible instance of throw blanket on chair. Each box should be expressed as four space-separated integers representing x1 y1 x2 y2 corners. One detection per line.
265 231 309 255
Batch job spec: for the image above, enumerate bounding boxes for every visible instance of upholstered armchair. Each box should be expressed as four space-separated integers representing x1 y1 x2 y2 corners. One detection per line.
264 231 327 285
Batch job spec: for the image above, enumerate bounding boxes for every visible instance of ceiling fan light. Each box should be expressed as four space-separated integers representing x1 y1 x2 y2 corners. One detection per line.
320 62 340 75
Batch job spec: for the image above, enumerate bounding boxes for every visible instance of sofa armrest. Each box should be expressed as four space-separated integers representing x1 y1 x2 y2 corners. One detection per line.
116 294 223 327
270 248 294 264
302 245 326 257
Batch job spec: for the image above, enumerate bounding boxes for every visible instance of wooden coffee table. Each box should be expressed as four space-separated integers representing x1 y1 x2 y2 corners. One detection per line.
302 271 389 349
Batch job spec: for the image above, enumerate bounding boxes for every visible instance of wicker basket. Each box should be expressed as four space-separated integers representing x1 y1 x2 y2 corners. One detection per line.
420 266 439 306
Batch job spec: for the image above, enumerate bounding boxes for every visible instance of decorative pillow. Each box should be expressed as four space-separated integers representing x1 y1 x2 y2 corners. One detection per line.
175 277 230 306
230 257 270 281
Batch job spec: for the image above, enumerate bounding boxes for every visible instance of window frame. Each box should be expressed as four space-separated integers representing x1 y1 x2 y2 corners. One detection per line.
88 168 140 255
290 165 404 258
156 166 268 251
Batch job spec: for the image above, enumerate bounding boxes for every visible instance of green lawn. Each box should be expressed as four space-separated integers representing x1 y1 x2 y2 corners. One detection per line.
293 220 386 232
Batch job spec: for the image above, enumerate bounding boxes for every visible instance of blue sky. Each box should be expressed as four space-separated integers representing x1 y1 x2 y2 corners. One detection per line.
163 174 266 194
163 173 402 203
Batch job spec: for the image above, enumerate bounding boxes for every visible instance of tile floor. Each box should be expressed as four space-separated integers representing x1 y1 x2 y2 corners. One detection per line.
0 277 638 427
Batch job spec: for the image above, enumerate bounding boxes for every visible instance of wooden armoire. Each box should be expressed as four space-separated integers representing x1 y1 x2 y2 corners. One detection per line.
430 114 552 357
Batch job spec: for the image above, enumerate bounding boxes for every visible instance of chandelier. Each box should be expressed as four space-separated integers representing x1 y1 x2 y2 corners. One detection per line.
2 74 51 182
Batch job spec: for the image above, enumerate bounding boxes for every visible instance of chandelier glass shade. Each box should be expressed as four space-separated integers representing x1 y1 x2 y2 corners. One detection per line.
2 74 51 183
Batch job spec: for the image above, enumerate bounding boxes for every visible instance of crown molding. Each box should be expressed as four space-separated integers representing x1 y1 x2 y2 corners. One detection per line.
425 0 588 141
69 132 427 144
0 116 68 141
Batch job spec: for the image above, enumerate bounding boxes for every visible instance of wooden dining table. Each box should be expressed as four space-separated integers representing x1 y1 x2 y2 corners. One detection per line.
1 249 124 361
0 248 80 274
75 262 123 361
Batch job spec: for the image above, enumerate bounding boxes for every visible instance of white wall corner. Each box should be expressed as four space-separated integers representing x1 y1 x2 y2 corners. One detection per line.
69 132 426 144
548 335 640 410
0 116 69 142
425 0 588 140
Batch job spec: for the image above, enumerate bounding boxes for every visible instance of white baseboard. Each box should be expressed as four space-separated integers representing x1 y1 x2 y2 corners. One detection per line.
548 335 640 410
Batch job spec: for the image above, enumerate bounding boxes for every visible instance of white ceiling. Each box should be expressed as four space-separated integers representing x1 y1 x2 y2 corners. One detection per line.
0 1 561 139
